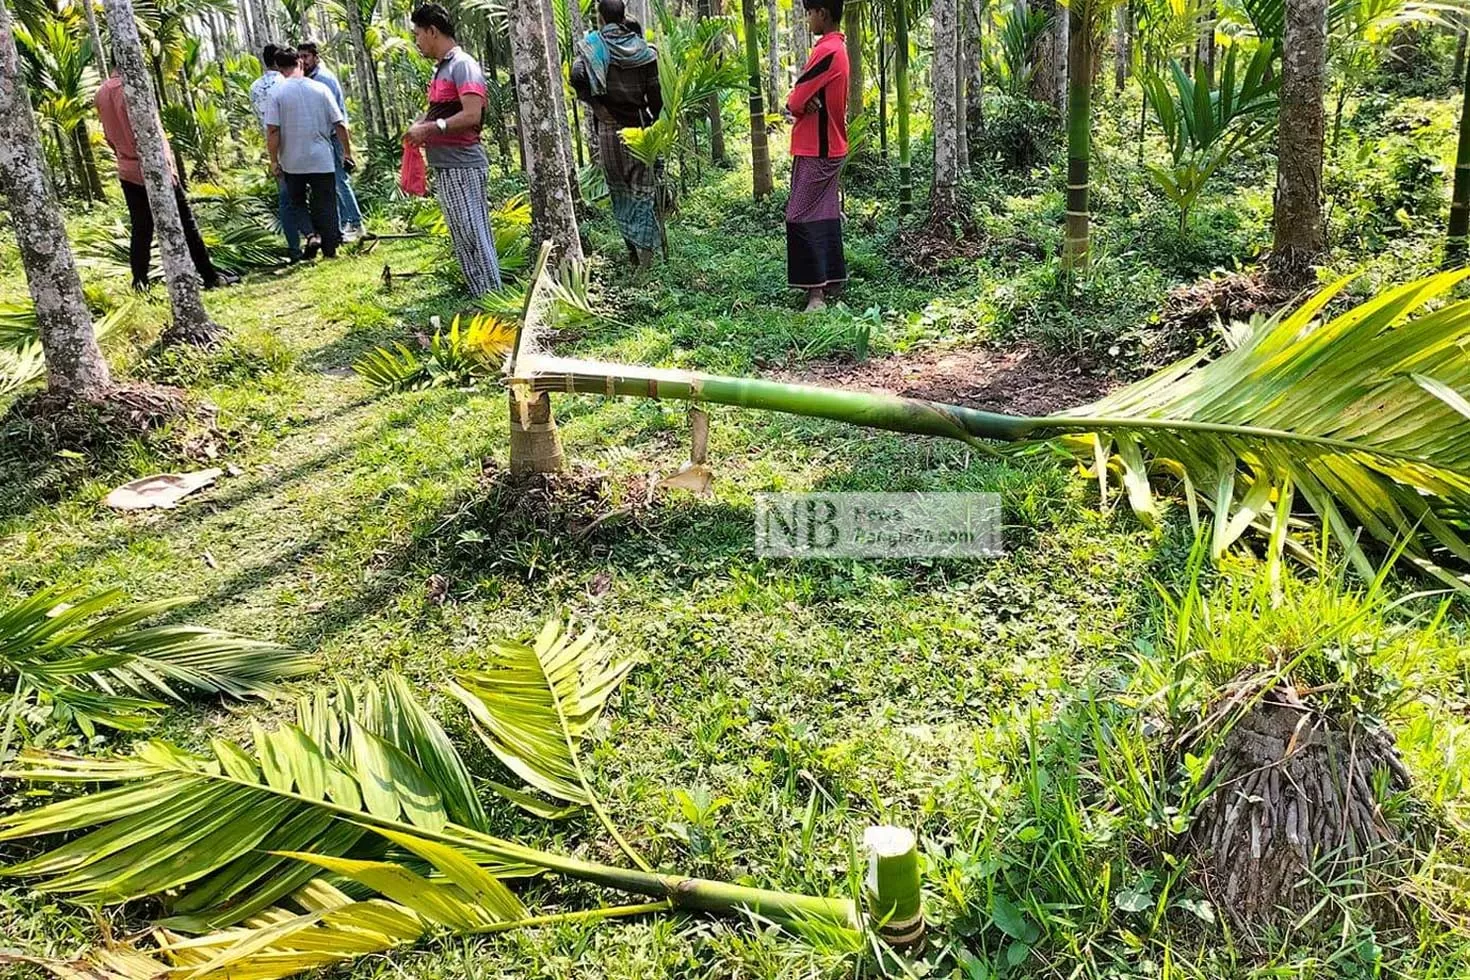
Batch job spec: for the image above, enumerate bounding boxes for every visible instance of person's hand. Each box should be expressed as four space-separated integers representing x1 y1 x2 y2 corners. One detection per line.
343 155 357 174
405 122 435 146
271 162 283 179
803 98 820 115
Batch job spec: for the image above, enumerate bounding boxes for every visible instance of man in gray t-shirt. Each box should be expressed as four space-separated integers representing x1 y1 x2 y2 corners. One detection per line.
265 47 355 259
405 3 501 296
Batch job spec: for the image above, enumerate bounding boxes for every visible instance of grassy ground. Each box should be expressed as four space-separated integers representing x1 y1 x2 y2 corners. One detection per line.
3 87 1470 978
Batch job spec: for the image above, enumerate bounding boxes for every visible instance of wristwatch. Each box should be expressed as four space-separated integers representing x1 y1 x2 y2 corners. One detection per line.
435 119 448 133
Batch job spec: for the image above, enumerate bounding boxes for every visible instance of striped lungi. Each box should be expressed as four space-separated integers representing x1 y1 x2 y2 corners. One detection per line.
597 123 660 252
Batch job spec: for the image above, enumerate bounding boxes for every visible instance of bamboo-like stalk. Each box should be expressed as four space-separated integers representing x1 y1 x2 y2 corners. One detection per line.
743 0 774 197
1063 0 1093 270
895 0 912 213
865 826 924 949
519 357 1455 465
1449 46 1470 266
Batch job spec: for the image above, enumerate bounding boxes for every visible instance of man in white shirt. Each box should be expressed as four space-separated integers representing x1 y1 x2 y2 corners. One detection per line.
250 43 316 261
265 46 356 260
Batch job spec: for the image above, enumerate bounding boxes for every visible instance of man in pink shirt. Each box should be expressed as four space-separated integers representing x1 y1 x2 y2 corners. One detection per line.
95 68 228 291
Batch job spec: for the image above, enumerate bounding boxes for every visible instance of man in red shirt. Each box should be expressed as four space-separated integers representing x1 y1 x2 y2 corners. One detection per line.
785 0 848 312
95 67 227 291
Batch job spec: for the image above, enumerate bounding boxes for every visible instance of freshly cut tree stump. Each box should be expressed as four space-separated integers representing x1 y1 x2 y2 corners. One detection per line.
508 390 566 476
1185 677 1413 924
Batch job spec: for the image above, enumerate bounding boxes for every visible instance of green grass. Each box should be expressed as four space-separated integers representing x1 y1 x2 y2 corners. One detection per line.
2 90 1470 979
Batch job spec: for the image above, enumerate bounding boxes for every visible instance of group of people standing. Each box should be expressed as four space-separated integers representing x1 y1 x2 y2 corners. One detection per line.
92 0 852 311
250 41 362 261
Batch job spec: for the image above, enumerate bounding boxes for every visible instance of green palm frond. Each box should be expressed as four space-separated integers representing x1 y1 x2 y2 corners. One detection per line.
1 655 856 975
0 339 46 396
353 342 429 391
449 622 641 854
1 585 313 738
519 271 1470 590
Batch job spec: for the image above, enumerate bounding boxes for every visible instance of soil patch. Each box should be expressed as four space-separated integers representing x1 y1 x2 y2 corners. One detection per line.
776 344 1118 417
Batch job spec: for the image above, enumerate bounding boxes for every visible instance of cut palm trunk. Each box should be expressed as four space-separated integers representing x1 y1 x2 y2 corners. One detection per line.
508 389 566 475
865 825 925 949
510 271 1470 589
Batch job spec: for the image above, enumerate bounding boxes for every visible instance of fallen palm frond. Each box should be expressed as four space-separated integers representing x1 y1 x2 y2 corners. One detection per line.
0 621 858 980
0 304 128 396
508 268 1470 589
352 315 518 391
449 620 645 863
1 584 312 738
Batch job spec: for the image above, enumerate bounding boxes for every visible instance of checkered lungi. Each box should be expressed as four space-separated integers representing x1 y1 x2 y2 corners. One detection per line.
433 166 503 297
597 122 660 252
786 155 847 290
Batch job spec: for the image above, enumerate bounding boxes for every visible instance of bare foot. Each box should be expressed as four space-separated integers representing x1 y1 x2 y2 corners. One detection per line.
804 289 827 313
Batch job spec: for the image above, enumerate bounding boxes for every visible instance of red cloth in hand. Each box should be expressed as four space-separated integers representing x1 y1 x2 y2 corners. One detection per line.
399 143 428 197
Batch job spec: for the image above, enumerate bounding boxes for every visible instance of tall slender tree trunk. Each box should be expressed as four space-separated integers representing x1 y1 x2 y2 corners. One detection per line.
930 0 961 226
103 0 222 345
74 121 106 200
368 53 390 140
344 0 377 141
1063 0 1093 269
743 0 773 197
965 0 984 151
82 0 108 75
1114 0 1130 92
701 0 729 165
955 20 969 170
1454 17 1467 90
1446 49 1470 264
1030 0 1063 107
1271 0 1327 276
486 31 515 175
0 0 112 399
878 3 888 160
845 0 863 122
567 0 598 169
509 0 583 260
765 0 781 112
788 4 809 77
896 0 912 212
538 0 580 202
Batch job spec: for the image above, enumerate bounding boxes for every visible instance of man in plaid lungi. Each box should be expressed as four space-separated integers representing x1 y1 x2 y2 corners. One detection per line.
404 3 502 296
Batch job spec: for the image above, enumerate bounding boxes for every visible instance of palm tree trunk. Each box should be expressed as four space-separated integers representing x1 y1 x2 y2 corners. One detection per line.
878 3 888 159
0 0 112 400
955 15 969 171
743 0 773 197
74 121 106 201
965 0 984 149
1114 0 1130 93
845 0 863 123
486 33 515 175
82 0 108 74
344 0 377 141
103 0 222 346
1271 0 1327 277
1063 0 1092 270
538 0 580 203
929 0 961 225
1447 48 1470 264
1029 0 1063 107
567 0 598 169
368 52 390 140
896 0 912 212
508 0 583 261
765 0 780 113
1455 17 1467 90
701 0 729 165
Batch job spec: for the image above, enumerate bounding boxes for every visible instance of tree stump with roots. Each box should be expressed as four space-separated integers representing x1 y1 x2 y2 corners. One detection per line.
1184 678 1414 924
508 390 566 477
